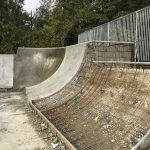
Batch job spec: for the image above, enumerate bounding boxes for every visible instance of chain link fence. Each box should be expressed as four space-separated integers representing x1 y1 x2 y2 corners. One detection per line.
78 6 150 62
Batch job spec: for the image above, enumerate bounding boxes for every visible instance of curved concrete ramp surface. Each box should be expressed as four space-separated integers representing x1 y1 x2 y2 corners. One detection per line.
26 43 87 100
14 47 65 89
41 63 150 150
30 42 149 149
32 42 134 109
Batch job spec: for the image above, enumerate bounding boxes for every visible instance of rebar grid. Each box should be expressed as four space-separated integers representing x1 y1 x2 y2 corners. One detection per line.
43 63 150 150
33 45 96 110
32 42 149 150
34 42 133 110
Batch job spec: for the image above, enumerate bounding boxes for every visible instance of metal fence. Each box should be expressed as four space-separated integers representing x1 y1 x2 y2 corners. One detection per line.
78 6 150 62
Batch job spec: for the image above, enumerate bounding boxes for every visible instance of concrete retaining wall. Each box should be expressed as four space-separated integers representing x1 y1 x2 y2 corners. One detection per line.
0 55 14 88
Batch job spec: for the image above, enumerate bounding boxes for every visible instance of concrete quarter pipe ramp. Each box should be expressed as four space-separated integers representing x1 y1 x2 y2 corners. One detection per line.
26 43 87 101
0 42 148 149
40 63 150 150
25 42 150 149
14 47 65 89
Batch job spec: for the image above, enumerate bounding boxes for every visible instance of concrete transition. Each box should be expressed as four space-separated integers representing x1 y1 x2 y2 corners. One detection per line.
0 42 149 150
14 47 65 89
26 44 86 100
27 42 149 150
26 42 134 101
0 55 14 88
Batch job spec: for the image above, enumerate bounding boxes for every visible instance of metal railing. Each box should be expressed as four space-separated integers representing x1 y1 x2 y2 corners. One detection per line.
78 6 150 62
131 129 150 150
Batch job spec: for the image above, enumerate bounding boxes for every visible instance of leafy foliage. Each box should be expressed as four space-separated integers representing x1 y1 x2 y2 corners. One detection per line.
0 0 150 53
0 0 31 53
30 0 150 47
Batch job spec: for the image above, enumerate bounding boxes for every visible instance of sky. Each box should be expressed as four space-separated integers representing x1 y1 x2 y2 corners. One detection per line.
23 0 40 13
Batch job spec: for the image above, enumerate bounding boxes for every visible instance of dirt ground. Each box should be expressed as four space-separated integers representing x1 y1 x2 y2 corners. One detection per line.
0 92 49 150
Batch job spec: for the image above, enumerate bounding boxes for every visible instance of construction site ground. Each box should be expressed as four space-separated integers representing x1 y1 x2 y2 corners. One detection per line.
0 92 52 150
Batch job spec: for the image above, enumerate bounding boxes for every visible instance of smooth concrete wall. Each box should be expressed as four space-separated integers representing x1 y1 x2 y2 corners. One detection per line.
26 43 87 101
0 55 14 88
14 47 65 89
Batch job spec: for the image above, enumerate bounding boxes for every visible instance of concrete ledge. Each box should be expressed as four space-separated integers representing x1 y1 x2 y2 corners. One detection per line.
0 55 14 88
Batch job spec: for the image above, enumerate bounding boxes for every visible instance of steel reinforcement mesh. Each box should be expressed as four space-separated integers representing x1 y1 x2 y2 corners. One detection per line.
33 42 134 110
32 42 150 150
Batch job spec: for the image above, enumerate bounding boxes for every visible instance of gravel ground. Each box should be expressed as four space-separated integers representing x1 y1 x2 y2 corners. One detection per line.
0 92 50 150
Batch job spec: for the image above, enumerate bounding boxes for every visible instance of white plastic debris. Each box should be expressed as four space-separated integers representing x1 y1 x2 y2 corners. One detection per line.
51 143 59 149
144 101 148 108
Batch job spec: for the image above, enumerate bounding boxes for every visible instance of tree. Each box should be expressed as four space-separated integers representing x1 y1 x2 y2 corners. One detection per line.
4 0 149 49
0 0 31 53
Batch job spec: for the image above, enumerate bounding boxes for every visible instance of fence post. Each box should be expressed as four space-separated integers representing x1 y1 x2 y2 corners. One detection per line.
107 23 110 46
134 11 139 62
108 23 110 41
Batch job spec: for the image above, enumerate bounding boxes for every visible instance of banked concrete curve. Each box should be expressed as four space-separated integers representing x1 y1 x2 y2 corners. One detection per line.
14 47 65 89
26 43 87 101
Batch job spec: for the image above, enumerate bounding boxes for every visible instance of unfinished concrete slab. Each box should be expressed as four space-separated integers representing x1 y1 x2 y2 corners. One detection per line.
0 42 149 150
0 55 13 88
40 63 150 150
28 42 149 150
